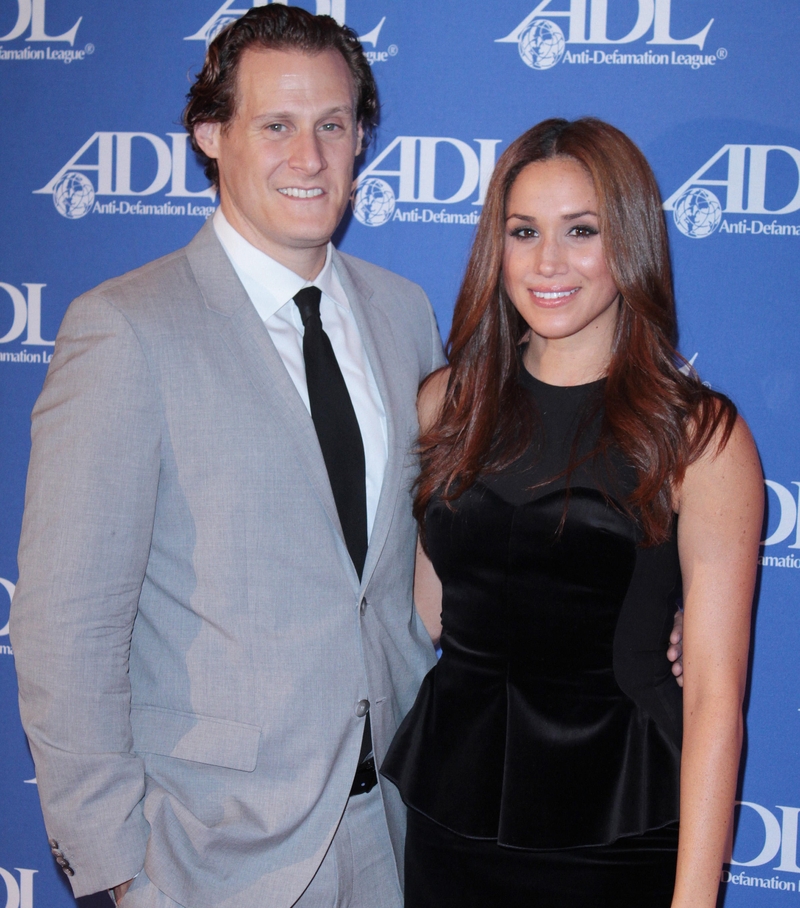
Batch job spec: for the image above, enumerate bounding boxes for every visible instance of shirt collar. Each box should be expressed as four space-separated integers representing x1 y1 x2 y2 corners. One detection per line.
213 208 349 322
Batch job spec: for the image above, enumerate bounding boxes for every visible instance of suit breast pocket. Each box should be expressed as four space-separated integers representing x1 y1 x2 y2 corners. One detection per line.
131 705 261 772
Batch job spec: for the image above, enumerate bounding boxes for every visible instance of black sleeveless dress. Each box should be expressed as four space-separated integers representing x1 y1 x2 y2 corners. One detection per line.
381 366 683 908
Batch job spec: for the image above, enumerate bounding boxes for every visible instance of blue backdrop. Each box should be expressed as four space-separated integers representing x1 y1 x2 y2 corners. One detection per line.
1 1 799 904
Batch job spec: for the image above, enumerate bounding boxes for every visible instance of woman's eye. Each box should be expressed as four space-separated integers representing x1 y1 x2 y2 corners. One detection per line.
511 227 537 239
570 225 598 237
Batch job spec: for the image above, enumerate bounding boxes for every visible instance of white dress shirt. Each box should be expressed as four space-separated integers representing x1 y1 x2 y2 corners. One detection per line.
213 209 387 539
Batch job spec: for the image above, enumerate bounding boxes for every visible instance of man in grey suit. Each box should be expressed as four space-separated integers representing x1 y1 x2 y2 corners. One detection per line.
11 7 443 907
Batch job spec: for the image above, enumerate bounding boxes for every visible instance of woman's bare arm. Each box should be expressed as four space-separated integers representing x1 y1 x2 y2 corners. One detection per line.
671 416 763 908
414 536 443 646
412 369 450 646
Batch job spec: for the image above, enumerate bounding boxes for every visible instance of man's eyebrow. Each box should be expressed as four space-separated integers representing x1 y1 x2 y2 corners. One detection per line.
251 105 355 122
320 105 355 118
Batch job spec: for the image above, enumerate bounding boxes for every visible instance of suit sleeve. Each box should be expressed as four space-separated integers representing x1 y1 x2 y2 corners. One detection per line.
11 291 160 897
420 287 447 377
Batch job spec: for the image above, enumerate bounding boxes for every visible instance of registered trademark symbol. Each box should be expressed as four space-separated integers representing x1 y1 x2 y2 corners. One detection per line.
716 47 727 59
388 44 398 56
85 42 95 54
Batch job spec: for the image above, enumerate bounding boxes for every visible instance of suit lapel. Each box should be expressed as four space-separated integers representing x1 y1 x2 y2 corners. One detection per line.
333 251 409 591
185 223 356 587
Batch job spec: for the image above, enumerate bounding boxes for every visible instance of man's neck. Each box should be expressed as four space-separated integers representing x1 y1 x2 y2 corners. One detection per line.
219 201 327 281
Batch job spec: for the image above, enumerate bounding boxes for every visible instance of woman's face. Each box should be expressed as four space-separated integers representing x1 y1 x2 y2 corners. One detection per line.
503 156 620 363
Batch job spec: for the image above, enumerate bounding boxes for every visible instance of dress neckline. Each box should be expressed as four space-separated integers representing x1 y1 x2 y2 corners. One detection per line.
519 361 607 396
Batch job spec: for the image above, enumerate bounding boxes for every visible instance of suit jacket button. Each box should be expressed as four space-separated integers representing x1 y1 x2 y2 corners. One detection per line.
355 699 370 717
48 838 59 849
359 598 368 616
64 866 75 877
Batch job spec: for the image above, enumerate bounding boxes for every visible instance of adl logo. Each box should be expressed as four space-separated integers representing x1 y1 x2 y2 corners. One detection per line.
34 133 216 220
760 481 800 569
0 577 11 641
353 137 501 228
0 869 36 908
0 285 54 351
497 0 715 71
0 0 80 44
186 1 387 52
664 145 800 239
728 801 800 875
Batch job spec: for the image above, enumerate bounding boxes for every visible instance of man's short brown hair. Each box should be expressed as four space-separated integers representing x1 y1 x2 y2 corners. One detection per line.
183 5 379 187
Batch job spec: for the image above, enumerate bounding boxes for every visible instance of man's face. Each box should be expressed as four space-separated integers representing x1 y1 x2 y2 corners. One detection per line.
195 47 362 277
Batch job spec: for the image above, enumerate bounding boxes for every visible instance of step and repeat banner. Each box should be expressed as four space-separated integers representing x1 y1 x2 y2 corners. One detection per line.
1 1 799 905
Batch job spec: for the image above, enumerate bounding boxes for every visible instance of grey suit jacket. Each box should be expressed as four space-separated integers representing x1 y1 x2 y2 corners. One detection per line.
11 220 444 907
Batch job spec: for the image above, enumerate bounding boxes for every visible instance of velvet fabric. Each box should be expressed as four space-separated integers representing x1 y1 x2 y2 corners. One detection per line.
381 368 683 852
404 809 679 908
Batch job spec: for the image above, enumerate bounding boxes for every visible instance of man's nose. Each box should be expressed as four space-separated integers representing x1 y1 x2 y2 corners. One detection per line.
288 129 325 174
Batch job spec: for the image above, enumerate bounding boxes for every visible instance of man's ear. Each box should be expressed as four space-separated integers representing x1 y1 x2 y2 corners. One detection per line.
355 123 364 158
194 121 221 159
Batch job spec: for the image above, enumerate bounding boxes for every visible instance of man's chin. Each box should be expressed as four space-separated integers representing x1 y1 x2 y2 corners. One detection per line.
284 233 336 251
280 201 349 239
282 219 344 249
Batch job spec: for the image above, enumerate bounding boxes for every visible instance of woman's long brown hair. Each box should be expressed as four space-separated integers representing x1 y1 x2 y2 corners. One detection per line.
414 118 737 545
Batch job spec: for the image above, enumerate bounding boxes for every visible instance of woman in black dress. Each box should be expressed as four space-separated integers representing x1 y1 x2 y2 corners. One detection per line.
381 118 763 908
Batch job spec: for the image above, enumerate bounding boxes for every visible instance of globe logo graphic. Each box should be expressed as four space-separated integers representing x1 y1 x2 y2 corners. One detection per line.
672 187 722 239
518 19 566 70
206 14 239 45
352 178 396 227
52 171 95 219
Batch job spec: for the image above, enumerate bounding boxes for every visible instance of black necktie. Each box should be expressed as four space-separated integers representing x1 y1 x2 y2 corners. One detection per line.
294 286 368 579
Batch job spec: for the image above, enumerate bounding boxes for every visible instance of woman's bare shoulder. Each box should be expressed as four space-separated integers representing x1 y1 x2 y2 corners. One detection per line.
677 414 762 519
417 366 451 433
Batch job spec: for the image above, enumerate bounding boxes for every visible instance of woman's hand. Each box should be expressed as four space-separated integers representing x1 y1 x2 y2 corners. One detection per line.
667 608 684 686
113 880 133 903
